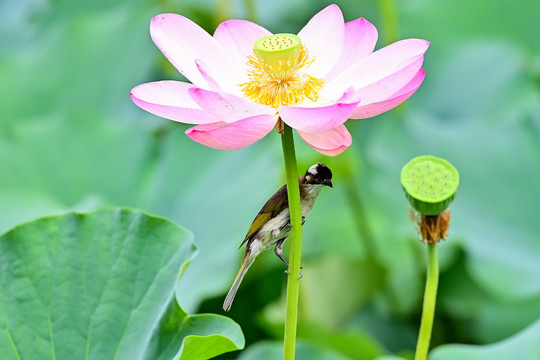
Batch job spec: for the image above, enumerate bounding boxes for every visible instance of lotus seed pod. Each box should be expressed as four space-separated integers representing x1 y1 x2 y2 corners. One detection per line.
254 34 302 80
401 155 459 216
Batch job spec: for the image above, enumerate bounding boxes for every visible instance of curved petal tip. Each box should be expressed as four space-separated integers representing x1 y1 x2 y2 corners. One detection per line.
297 124 352 156
185 114 277 150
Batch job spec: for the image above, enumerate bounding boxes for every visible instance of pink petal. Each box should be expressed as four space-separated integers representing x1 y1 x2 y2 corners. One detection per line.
278 88 361 133
297 4 345 78
213 20 272 83
325 18 378 81
130 81 222 124
185 114 277 150
195 59 222 92
325 39 429 98
351 69 426 119
297 125 352 156
188 87 275 123
150 14 234 89
355 55 424 104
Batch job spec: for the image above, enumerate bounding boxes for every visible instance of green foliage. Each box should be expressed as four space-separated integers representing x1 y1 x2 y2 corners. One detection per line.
177 314 245 360
296 321 385 360
299 257 385 327
237 341 352 360
0 208 244 359
357 39 540 342
430 318 540 360
1 0 540 358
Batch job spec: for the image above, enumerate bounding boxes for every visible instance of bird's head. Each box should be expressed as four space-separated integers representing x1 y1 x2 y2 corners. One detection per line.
304 163 333 188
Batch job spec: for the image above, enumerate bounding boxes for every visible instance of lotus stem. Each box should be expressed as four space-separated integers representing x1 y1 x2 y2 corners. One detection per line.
414 242 439 360
281 123 303 360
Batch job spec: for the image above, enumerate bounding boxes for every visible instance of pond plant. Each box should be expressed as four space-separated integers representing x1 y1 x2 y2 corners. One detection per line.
3 1 538 360
130 4 427 359
401 155 460 360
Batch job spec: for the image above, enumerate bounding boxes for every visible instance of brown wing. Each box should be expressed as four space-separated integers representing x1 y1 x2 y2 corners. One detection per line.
239 184 289 248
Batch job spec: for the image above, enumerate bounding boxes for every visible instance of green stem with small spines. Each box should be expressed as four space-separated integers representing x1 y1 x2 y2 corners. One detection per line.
414 242 439 360
281 124 303 360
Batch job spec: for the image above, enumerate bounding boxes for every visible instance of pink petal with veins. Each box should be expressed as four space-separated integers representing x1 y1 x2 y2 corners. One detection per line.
297 125 352 156
131 81 221 124
195 59 222 92
351 69 426 119
132 6 431 153
150 14 235 90
279 88 361 133
297 4 345 78
185 114 277 150
188 87 275 123
355 55 424 104
325 18 378 81
213 20 272 84
324 39 429 99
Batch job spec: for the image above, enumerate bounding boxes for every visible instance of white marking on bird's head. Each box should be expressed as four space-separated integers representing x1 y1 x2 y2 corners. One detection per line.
307 163 319 176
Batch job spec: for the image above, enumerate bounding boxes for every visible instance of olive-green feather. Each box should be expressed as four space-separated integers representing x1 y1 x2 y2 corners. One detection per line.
240 185 289 248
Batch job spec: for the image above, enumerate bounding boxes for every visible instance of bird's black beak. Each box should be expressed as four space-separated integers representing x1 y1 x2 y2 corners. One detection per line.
324 179 333 188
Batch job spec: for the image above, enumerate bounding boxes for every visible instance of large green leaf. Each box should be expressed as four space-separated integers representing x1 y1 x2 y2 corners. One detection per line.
147 299 244 360
0 208 244 359
430 317 540 360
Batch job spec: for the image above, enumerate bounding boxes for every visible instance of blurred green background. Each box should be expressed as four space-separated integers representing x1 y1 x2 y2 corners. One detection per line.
1 0 539 358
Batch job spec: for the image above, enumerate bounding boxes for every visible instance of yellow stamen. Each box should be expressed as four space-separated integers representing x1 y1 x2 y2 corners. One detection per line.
240 35 324 109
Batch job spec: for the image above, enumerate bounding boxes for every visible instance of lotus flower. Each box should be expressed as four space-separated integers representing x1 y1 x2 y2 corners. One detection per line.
131 4 429 156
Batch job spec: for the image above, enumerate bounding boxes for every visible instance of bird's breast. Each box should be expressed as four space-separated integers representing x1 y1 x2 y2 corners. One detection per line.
250 208 291 253
300 184 322 217
249 185 322 254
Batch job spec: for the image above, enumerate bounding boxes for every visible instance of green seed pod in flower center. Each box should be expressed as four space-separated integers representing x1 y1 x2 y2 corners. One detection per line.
401 155 459 216
254 34 302 80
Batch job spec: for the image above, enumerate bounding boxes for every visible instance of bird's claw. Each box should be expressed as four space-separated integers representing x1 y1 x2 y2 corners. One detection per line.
284 266 303 279
280 217 305 233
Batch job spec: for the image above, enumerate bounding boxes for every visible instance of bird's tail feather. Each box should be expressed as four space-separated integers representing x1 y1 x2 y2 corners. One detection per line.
223 250 256 312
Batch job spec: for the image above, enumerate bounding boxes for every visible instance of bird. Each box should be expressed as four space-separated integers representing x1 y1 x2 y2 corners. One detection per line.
223 162 333 311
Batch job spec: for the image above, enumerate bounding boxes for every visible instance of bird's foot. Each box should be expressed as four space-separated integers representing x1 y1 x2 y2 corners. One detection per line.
284 267 303 279
272 219 292 237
